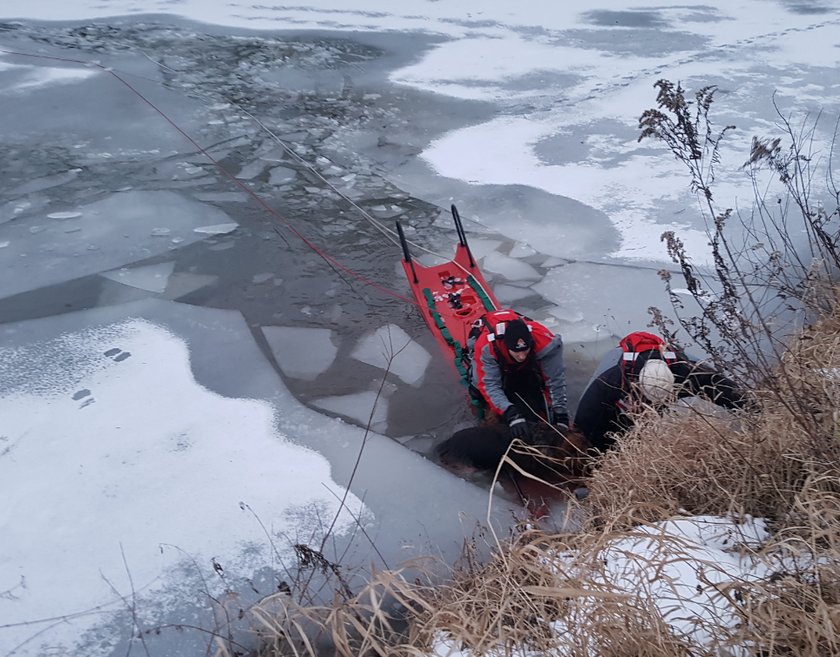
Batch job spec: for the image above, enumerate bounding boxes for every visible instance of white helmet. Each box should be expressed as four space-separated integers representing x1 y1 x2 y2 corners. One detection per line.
638 359 675 403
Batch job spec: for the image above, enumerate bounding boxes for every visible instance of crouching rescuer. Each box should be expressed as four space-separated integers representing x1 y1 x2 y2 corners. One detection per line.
574 331 746 454
469 309 568 443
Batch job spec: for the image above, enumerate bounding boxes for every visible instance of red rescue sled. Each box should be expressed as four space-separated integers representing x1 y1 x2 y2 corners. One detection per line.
397 208 589 520
396 205 500 385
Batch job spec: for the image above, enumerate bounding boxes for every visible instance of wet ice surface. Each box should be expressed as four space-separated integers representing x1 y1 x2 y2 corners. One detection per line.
312 390 390 433
262 325 338 380
350 323 432 387
1 300 515 657
100 261 176 293
0 190 233 298
0 312 368 655
0 20 532 657
0 19 541 441
1 5 839 656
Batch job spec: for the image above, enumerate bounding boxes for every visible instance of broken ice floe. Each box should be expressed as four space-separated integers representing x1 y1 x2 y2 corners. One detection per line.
481 251 540 280
351 324 431 387
47 211 83 220
262 325 338 381
311 390 388 433
193 222 238 235
100 262 176 294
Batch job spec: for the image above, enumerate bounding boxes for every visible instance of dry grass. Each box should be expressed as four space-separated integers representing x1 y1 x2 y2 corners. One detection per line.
737 471 840 656
409 528 701 657
584 307 840 532
250 304 840 657
251 566 439 657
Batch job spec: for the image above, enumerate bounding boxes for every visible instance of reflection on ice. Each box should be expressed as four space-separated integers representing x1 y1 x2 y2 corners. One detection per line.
161 272 217 298
462 236 502 260
252 272 277 284
311 390 389 433
192 190 249 203
351 323 431 386
262 325 338 381
235 159 267 180
369 204 405 218
509 242 537 258
100 261 176 293
12 167 81 195
46 210 83 220
544 304 586 324
5 65 96 93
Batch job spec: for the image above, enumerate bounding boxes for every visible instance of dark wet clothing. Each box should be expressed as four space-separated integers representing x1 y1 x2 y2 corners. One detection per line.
574 347 745 453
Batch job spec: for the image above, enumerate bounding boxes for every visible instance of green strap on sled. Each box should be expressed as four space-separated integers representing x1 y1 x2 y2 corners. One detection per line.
466 275 496 311
422 288 470 384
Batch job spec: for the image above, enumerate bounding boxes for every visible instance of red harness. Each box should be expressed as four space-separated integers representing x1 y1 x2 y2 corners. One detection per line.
477 310 532 366
617 331 677 389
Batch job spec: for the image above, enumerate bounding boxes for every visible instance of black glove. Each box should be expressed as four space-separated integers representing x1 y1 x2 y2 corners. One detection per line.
551 408 570 432
504 406 531 442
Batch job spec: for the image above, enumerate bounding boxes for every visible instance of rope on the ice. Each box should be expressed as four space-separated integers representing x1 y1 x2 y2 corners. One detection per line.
0 46 516 312
132 48 478 267
0 46 421 308
106 49 527 309
229 98 511 312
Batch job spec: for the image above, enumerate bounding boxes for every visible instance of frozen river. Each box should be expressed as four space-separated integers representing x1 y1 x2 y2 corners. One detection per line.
2 3 839 656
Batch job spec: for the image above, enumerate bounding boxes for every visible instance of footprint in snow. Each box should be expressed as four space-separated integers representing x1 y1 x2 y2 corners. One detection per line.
72 388 95 408
104 347 131 362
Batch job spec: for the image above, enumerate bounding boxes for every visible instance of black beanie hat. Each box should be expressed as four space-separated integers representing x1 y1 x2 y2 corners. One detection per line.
503 319 533 352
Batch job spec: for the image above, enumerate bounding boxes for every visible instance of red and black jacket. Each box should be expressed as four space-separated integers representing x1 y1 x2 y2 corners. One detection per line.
470 310 567 418
574 342 745 452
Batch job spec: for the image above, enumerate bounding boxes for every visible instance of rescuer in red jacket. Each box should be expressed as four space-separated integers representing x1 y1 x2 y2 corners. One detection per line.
469 309 568 443
574 331 746 453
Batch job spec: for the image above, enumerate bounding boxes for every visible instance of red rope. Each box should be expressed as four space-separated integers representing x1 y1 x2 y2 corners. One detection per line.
1 47 420 307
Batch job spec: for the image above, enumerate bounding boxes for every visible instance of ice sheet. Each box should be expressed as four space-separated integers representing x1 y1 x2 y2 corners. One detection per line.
0 316 366 656
351 324 432 387
100 261 176 293
262 325 338 381
311 390 389 433
0 191 235 299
